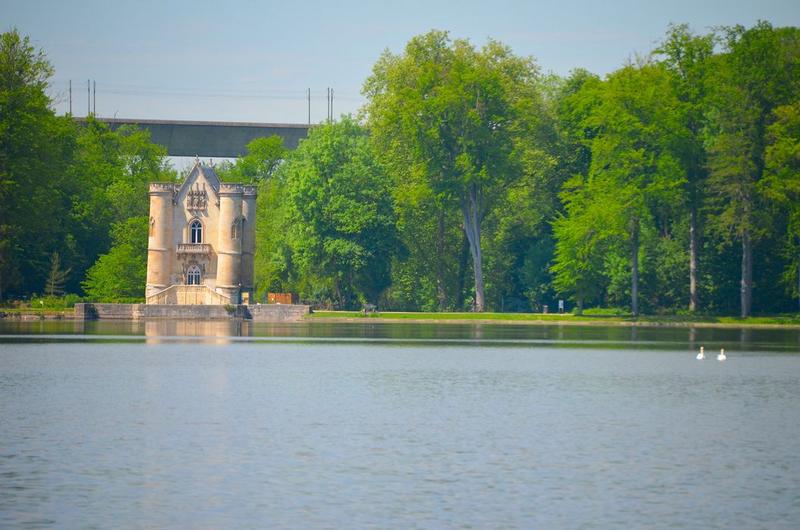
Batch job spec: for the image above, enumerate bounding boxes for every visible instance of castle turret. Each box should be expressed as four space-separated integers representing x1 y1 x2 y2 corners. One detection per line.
241 185 257 303
146 183 175 298
216 183 243 303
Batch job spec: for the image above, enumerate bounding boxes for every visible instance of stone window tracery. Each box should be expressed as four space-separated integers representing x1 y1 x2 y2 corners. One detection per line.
187 265 202 285
231 217 242 240
190 219 203 243
187 184 208 212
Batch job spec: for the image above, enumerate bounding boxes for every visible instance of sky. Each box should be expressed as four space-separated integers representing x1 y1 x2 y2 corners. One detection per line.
4 0 800 125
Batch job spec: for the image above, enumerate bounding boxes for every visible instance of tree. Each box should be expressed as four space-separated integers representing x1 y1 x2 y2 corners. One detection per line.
217 135 287 183
284 117 398 308
763 101 800 307
706 22 800 316
253 171 292 300
547 69 604 312
364 31 545 311
68 118 172 292
81 216 148 302
44 251 70 296
0 29 75 299
656 24 715 312
216 136 291 299
551 175 610 313
553 63 687 315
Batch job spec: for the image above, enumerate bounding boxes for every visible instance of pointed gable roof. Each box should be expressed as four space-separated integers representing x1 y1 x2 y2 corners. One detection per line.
178 160 221 197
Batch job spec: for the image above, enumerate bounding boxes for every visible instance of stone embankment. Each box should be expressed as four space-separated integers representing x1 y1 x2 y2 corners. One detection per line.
74 303 310 322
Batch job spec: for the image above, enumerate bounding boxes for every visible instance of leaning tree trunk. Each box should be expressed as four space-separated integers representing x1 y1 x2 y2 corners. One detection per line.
740 229 752 318
455 231 470 310
631 218 640 317
461 184 485 312
689 205 699 312
435 209 447 311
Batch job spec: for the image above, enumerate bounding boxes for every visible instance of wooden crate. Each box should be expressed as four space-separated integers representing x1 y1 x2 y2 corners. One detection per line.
267 292 299 305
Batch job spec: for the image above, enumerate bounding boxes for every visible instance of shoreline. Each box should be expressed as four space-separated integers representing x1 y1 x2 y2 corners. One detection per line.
307 315 800 329
3 309 800 330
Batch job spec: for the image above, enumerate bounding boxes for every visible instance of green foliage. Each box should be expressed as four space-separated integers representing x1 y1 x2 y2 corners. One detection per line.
0 29 75 299
704 22 800 316
216 135 291 300
283 117 398 308
553 61 690 315
44 251 70 297
81 217 148 302
764 102 800 300
364 31 547 311
29 294 85 309
217 135 287 183
67 119 173 292
3 24 800 317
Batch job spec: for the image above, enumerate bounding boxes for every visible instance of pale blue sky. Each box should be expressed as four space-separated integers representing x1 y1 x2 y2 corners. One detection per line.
4 0 800 124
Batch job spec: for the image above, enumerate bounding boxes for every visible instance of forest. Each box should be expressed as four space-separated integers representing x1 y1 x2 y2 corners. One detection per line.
1 22 799 317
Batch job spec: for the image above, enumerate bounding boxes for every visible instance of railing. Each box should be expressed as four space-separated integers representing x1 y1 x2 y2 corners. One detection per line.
149 182 176 193
177 243 211 255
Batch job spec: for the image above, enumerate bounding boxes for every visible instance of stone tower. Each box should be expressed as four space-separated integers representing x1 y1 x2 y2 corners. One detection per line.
145 161 257 305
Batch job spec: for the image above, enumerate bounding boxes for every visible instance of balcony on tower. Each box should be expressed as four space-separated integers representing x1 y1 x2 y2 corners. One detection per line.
177 243 212 256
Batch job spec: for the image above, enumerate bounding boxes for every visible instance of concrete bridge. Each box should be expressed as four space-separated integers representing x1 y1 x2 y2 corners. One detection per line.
75 117 310 158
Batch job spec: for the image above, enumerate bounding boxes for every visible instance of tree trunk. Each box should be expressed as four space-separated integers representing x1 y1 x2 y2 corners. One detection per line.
435 209 446 311
461 185 484 312
740 230 752 318
689 206 699 312
455 231 469 310
797 259 800 311
576 297 583 316
631 218 640 317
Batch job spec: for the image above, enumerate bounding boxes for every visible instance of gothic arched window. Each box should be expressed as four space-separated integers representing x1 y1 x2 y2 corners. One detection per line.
187 265 201 285
231 217 240 240
190 219 203 243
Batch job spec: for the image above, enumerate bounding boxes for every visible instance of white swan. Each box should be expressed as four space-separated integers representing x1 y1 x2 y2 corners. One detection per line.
717 348 727 361
696 346 705 360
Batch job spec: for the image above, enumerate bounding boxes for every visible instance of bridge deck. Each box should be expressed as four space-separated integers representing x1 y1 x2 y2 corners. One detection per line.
75 117 310 158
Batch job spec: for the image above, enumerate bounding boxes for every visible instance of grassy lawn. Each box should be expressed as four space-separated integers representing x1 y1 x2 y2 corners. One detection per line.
0 307 74 317
309 310 800 326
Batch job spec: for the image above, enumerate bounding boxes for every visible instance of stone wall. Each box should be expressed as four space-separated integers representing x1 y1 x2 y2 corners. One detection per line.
247 304 311 322
146 285 230 305
75 303 310 322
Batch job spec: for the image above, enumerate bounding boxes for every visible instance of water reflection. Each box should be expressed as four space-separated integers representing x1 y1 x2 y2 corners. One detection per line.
0 319 799 352
144 319 252 344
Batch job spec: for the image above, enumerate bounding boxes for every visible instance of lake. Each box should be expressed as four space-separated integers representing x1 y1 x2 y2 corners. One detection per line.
1 320 799 528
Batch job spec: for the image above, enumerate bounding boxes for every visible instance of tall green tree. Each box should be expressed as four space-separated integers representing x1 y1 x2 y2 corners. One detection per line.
706 22 800 316
551 175 611 313
218 135 292 300
553 63 687 315
656 24 715 312
763 101 800 307
284 117 398 308
0 29 75 299
81 216 148 302
546 69 604 312
68 118 172 292
364 31 545 311
44 251 70 297
217 135 287 183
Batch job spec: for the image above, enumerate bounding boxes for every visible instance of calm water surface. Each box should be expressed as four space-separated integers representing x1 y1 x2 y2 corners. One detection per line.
1 320 799 529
